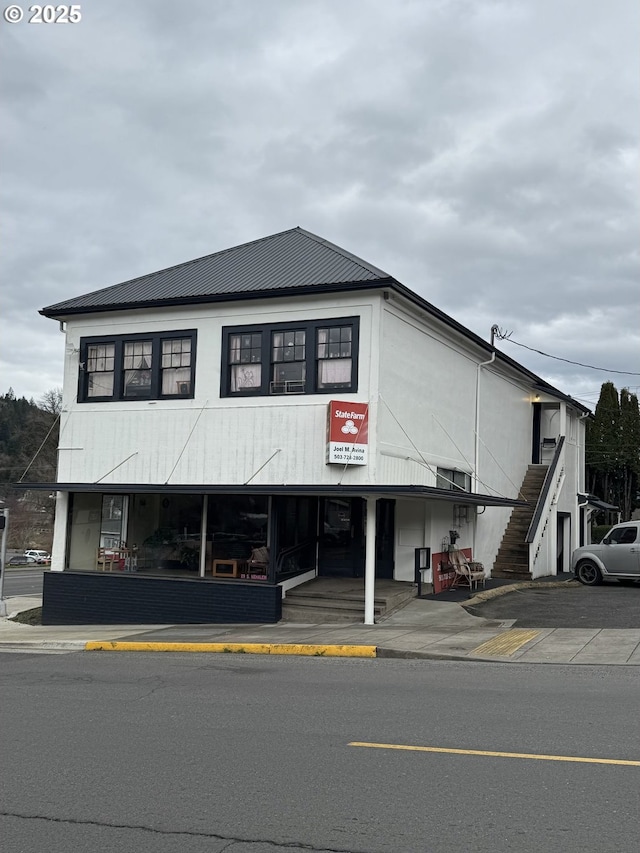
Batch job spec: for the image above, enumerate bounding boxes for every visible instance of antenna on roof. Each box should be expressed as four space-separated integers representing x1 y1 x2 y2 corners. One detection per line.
490 326 512 346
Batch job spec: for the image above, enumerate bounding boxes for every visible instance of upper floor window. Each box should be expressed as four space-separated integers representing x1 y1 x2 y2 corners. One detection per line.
436 467 471 492
79 331 196 402
222 317 359 397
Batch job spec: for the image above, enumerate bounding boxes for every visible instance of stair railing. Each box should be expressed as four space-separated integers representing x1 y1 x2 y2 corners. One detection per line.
275 541 316 579
526 436 565 578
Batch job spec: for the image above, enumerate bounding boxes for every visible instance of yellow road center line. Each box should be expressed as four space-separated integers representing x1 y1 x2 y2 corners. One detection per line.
348 742 640 767
85 641 377 657
471 629 540 657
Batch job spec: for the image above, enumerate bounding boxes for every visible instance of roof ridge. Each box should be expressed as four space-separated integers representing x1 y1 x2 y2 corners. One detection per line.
295 228 391 279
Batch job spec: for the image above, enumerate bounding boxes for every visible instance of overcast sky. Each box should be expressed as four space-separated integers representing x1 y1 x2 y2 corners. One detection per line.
1 0 638 410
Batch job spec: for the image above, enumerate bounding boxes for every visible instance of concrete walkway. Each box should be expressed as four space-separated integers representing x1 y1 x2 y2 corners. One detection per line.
1 591 640 664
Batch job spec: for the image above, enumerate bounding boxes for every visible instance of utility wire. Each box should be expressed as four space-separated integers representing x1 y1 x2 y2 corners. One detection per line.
495 333 640 376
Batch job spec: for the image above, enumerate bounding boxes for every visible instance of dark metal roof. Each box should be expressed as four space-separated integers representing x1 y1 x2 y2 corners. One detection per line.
41 227 393 316
16 482 526 507
578 493 619 512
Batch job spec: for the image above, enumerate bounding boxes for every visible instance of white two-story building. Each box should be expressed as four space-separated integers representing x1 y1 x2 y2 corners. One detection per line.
34 227 590 624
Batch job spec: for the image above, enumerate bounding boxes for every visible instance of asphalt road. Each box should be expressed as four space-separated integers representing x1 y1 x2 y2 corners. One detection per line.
1 567 44 597
467 582 640 628
1 653 638 853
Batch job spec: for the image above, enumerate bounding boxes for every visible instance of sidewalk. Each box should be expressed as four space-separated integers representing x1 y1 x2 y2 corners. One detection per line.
1 588 640 664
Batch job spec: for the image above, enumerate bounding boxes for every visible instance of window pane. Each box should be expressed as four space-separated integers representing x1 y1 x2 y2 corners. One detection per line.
316 326 353 389
161 339 192 396
162 338 191 371
88 372 114 397
123 341 153 396
317 358 351 388
124 341 152 370
271 361 305 394
436 468 452 489
230 336 241 363
231 363 262 391
86 343 115 398
162 368 191 395
273 329 305 363
229 332 263 391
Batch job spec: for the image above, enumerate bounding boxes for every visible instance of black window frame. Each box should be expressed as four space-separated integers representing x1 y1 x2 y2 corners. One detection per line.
221 317 359 398
436 467 472 492
78 330 197 403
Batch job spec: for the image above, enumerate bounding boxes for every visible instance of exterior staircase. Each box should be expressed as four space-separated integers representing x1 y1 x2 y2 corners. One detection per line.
281 577 416 623
492 465 548 581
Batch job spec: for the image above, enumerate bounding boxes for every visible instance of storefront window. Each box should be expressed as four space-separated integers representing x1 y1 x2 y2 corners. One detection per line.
129 494 204 574
68 492 272 579
206 496 268 577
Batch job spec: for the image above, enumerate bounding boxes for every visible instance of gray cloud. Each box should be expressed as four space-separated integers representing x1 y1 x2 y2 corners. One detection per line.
1 0 638 407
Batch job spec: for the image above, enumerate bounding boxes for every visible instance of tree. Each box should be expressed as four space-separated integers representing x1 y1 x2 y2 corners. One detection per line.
39 387 62 416
586 382 640 520
586 382 620 500
619 388 640 520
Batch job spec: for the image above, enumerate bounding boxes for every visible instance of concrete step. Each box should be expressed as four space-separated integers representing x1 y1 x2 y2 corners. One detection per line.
283 590 386 610
282 580 416 624
281 603 384 623
491 569 531 580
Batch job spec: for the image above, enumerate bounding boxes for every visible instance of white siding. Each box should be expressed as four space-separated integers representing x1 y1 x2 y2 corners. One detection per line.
55 285 586 581
60 294 377 487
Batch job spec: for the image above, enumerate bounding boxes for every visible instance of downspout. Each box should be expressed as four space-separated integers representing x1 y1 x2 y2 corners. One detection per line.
473 327 498 492
472 327 497 560
575 410 591 549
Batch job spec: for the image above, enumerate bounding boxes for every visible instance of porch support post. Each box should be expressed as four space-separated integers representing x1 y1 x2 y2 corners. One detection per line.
199 495 208 578
50 491 69 572
364 496 377 625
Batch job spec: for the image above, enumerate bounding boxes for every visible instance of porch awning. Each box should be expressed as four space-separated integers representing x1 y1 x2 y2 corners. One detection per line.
14 482 526 507
578 493 618 512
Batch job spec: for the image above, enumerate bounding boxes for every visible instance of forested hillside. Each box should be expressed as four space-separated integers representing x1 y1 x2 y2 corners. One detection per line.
0 388 60 550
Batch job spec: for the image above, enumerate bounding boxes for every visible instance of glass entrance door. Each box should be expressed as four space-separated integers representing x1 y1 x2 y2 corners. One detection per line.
319 497 365 577
318 498 396 578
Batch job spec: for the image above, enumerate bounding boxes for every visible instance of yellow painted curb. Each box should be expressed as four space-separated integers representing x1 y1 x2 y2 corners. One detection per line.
470 629 540 657
84 641 377 657
349 742 640 767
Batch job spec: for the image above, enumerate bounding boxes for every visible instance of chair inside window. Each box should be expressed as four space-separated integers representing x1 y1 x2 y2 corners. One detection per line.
246 546 269 579
449 550 486 591
96 546 128 571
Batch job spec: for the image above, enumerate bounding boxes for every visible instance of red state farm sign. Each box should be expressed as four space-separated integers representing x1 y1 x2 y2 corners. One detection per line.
327 401 369 465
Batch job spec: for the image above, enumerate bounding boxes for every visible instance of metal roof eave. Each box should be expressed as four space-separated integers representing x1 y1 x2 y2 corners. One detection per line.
39 278 395 319
578 493 619 512
14 482 526 507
